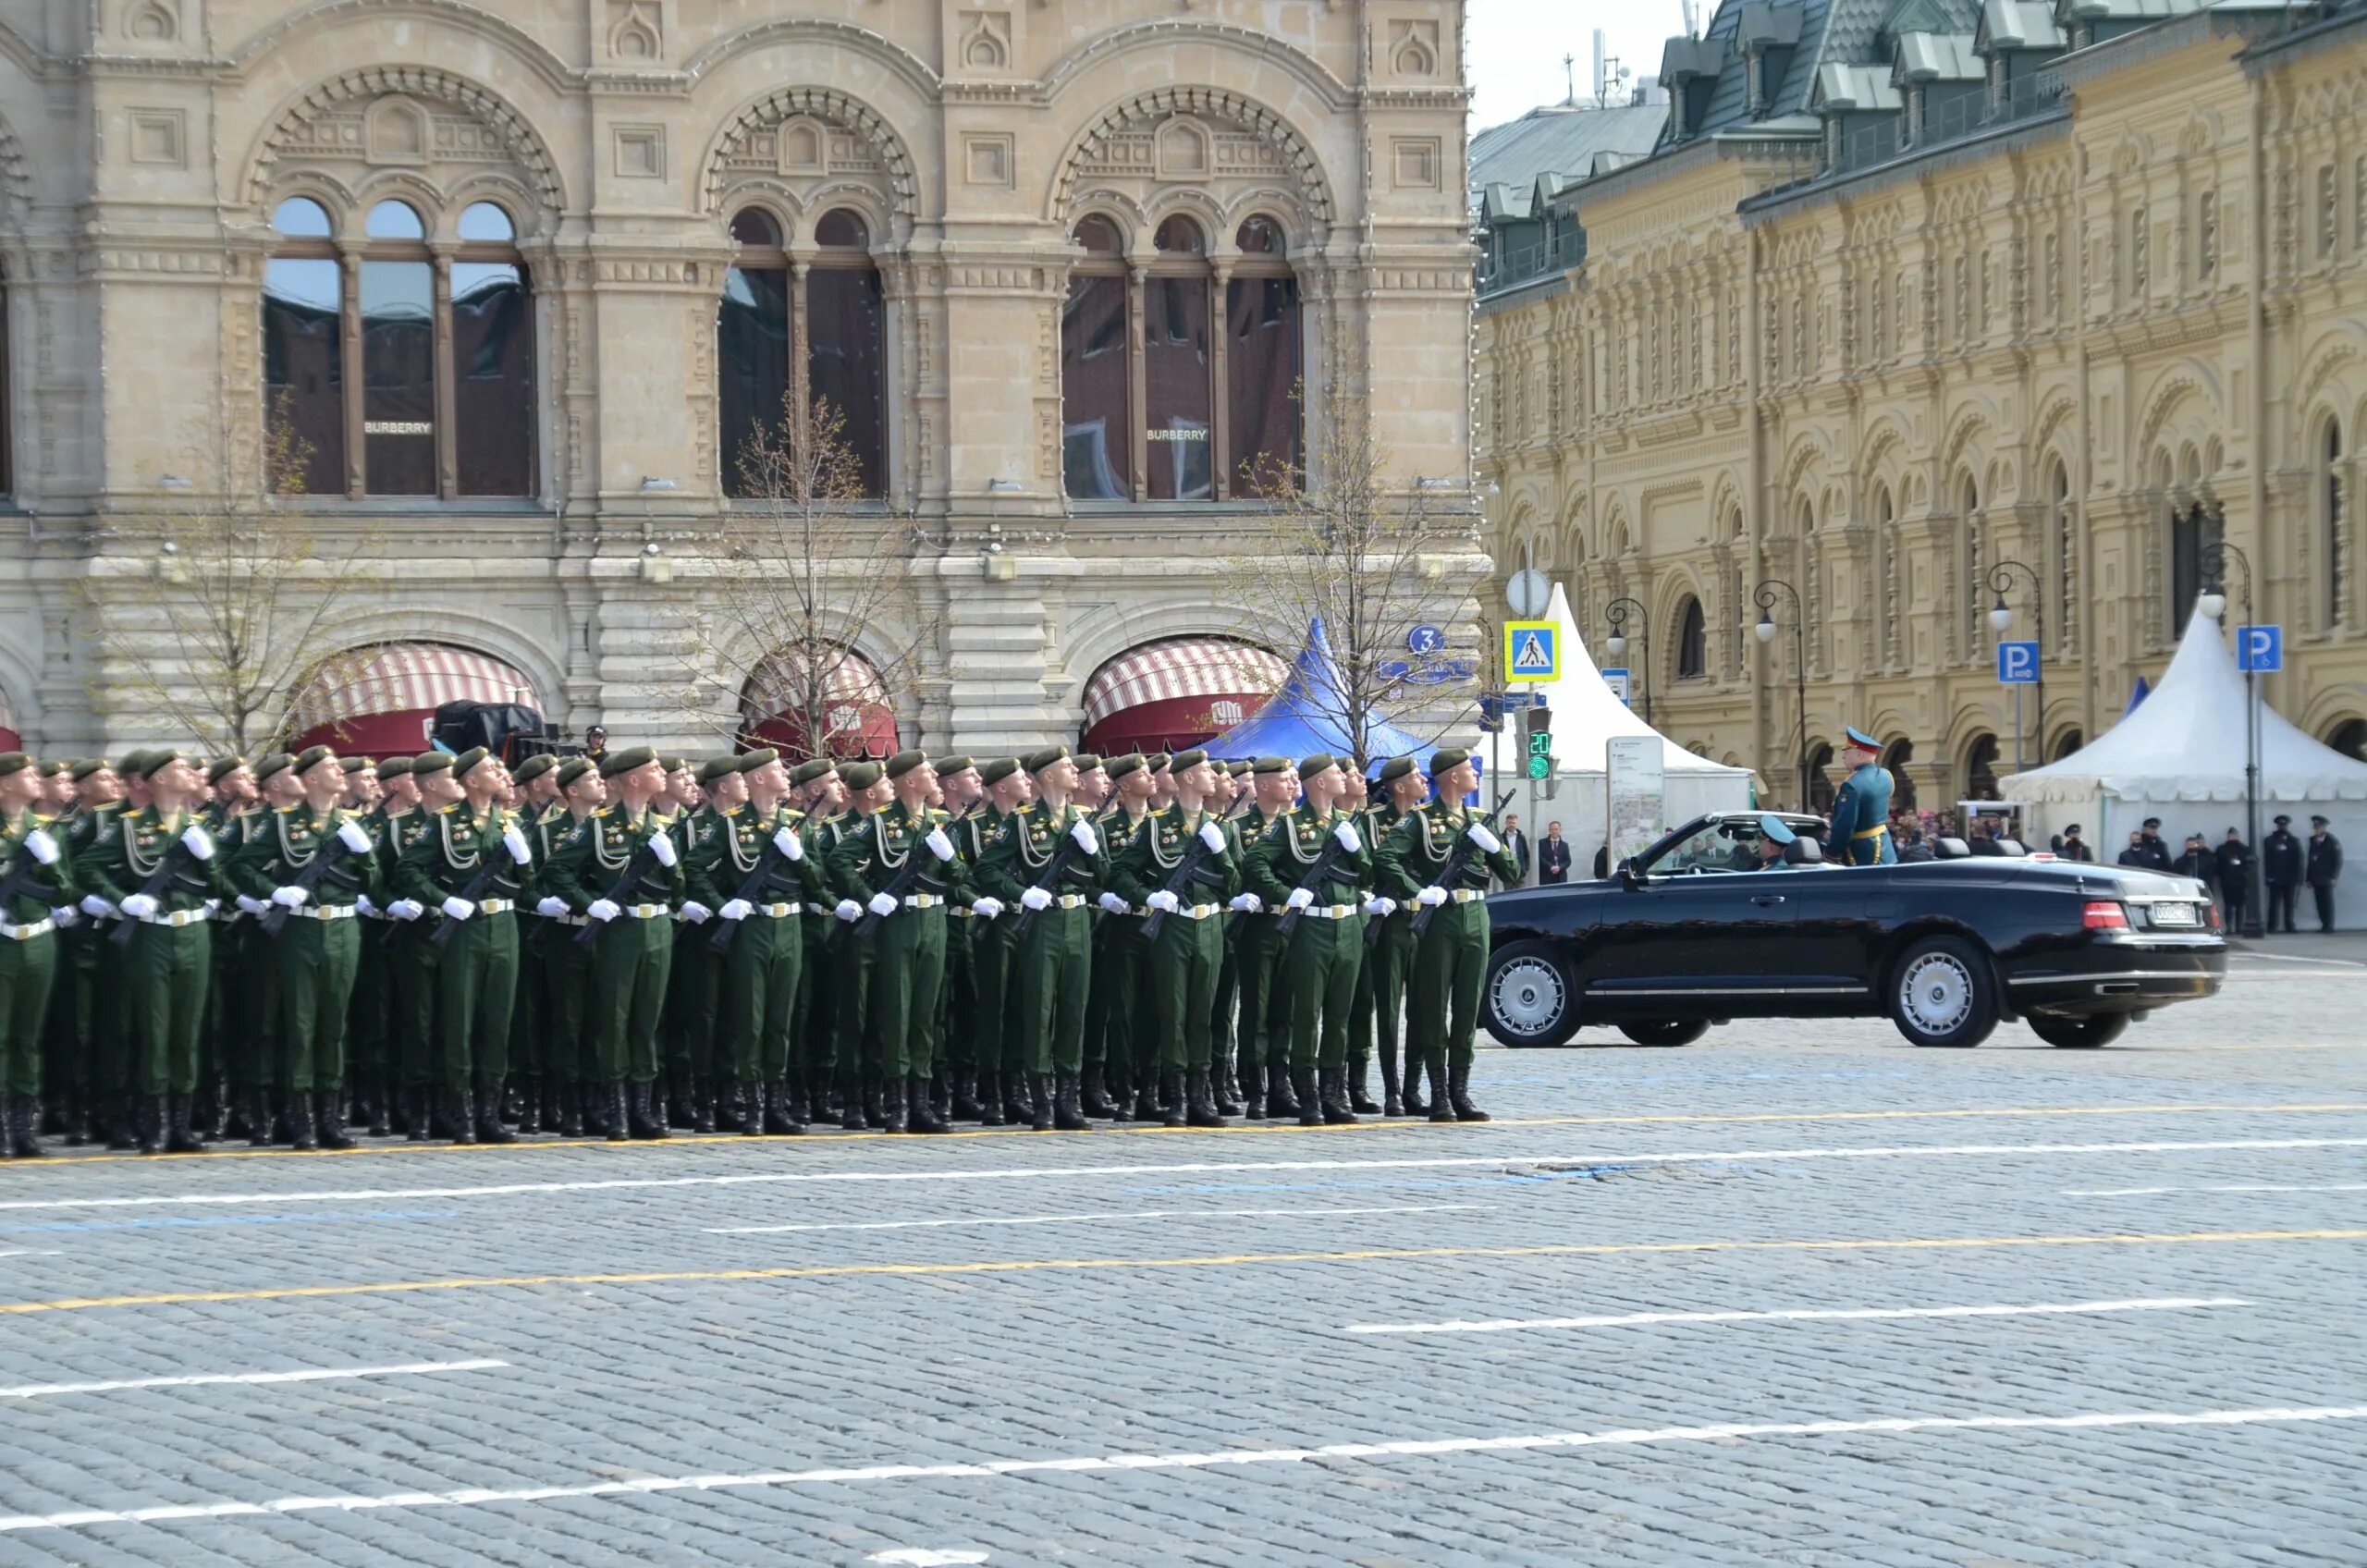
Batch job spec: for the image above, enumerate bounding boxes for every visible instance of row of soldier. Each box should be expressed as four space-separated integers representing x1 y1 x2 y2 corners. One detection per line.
0 740 1516 1156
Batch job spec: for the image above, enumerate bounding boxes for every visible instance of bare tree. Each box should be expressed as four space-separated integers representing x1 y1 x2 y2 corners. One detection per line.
681 373 926 759
83 403 386 757
1228 382 1489 771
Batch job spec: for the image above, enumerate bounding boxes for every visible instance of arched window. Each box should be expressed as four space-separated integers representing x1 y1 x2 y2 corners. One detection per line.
2325 718 2367 763
1875 484 1899 664
1146 215 1214 501
2324 419 2346 629
1228 214 1302 492
262 193 535 498
1674 596 1707 680
1959 474 1982 660
2050 728 2083 762
717 206 887 498
1060 214 1132 500
1805 741 1836 814
2051 462 2076 652
1963 733 2001 802
1880 738 1917 811
2170 500 2218 636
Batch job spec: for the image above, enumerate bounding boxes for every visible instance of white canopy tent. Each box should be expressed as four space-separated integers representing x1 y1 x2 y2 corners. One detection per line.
2002 603 2367 925
1499 583 1754 874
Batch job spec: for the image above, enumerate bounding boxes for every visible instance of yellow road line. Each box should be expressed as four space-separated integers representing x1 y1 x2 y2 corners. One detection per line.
19 1101 2366 1169
7 1228 2361 1317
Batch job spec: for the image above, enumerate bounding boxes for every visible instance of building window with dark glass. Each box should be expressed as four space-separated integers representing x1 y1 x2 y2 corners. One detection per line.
262 194 534 499
717 206 887 498
1674 596 1707 680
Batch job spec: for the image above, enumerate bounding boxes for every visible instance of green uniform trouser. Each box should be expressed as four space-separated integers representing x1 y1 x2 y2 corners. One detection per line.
943 910 977 1074
221 918 277 1096
865 906 946 1082
276 914 361 1094
508 921 544 1085
435 912 519 1097
589 913 669 1087
834 922 875 1082
668 920 721 1083
541 930 596 1079
1145 909 1224 1074
1233 915 1294 1075
92 922 133 1104
1096 916 1149 1083
1210 921 1240 1073
1 926 57 1097
43 924 93 1109
1012 903 1091 1075
391 927 440 1091
969 917 1015 1079
126 921 211 1096
348 916 390 1089
796 915 836 1087
1282 912 1366 1072
1406 900 1490 1077
1367 915 1416 1086
1085 915 1118 1071
717 910 800 1083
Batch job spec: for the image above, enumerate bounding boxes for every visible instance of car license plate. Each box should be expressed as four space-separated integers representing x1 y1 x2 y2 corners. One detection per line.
2149 903 2200 928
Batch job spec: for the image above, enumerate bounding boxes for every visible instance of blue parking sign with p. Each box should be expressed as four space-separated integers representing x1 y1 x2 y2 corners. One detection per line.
2238 624 2282 672
1996 641 2039 684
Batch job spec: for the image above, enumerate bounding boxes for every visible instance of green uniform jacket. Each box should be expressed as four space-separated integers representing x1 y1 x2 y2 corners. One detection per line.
950 803 1011 910
826 799 970 907
683 802 828 911
77 804 230 914
1370 801 1521 900
1107 802 1241 912
973 800 1108 907
1242 805 1371 912
1095 804 1159 909
538 804 685 913
0 809 74 923
226 803 381 912
390 802 532 910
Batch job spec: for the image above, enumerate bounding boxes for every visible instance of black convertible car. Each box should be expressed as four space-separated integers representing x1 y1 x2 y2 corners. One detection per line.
1483 812 2226 1050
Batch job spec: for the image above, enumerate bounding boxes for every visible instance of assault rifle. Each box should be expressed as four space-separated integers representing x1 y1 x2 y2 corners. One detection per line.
1407 788 1517 938
850 814 947 939
258 815 374 938
426 816 526 950
572 831 668 948
1140 812 1230 942
707 816 800 955
1273 815 1367 940
107 817 208 949
1008 809 1094 941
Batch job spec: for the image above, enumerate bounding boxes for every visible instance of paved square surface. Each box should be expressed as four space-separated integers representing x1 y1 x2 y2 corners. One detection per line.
2 939 2362 1565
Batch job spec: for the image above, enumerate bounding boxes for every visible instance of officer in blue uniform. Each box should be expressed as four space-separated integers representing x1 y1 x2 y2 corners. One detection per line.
1753 815 1798 868
1822 727 1897 865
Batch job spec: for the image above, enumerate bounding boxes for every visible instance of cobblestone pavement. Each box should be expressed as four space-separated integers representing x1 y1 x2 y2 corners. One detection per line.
2 942 2363 1566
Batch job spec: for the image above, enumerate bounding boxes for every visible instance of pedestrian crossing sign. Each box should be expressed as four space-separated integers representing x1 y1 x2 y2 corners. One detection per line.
1503 620 1559 683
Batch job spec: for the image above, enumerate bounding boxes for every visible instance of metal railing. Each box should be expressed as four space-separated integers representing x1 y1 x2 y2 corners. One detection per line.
1476 225 1588 299
1818 74 2066 185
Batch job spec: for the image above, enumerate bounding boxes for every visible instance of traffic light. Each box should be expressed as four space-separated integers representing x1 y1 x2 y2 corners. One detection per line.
1523 702 1553 779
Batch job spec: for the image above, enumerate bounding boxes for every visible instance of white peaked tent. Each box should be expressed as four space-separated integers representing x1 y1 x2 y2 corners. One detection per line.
1503 584 1753 870
2003 603 2367 925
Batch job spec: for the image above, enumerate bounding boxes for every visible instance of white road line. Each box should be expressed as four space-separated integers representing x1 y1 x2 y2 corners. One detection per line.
1344 1295 2250 1337
6 1135 2362 1216
0 1360 508 1401
2228 950 2367 968
2066 1182 2367 1197
0 1249 61 1258
2 1404 2359 1533
705 1202 1482 1236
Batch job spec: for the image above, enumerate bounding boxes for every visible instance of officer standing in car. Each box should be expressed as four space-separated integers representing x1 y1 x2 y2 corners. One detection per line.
1821 728 1896 864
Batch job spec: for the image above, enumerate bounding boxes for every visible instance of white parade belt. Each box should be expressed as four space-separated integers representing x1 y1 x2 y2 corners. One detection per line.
1049 893 1087 910
138 907 212 927
1296 903 1358 920
1449 888 1485 904
624 902 668 919
903 893 945 909
1170 903 1222 922
294 904 358 922
1 918 54 941
474 898 513 915
756 901 799 918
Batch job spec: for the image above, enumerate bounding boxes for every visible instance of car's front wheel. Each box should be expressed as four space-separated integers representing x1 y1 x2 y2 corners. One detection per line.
1887 935 1999 1048
2028 1011 2130 1048
1619 1020 1709 1047
1485 940 1579 1048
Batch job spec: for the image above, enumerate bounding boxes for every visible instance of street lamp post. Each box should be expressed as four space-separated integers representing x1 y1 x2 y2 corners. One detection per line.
1602 595 1652 724
1986 557 2044 773
2199 525 2264 939
1752 579 1809 809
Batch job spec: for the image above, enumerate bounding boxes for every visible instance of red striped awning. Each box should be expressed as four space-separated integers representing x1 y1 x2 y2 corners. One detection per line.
742 646 898 759
0 684 16 753
1081 637 1284 755
288 643 540 758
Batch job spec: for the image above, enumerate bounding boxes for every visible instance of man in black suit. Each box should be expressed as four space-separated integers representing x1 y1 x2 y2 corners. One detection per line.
1538 821 1572 885
2264 815 2304 932
2215 827 2253 931
2308 815 2342 932
1496 813 1533 889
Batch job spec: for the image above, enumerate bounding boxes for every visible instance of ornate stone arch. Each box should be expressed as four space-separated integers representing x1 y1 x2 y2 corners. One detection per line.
1043 23 1351 106
702 86 919 233
1050 88 1335 229
230 0 574 88
245 66 566 216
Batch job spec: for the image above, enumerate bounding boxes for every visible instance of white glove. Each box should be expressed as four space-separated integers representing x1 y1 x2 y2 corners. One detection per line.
204 900 219 916
1198 821 1226 852
1147 889 1181 914
1333 821 1362 852
235 894 267 917
925 827 955 863
970 896 1003 920
1285 887 1315 912
1021 886 1052 912
1098 891 1128 915
1364 895 1398 917
773 826 803 862
337 819 372 854
719 899 753 922
648 831 678 868
536 896 570 918
120 892 159 920
1231 892 1263 913
271 886 310 909
23 827 57 865
1070 819 1098 855
52 905 79 928
180 825 215 861
587 899 621 923
1466 823 1502 853
680 900 712 925
81 894 117 919
441 895 475 922
355 894 377 916
389 899 423 922
1416 885 1449 908
833 899 862 922
867 891 898 918
502 826 532 865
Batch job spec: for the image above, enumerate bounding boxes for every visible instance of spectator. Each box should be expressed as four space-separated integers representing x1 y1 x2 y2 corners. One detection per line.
2054 823 2095 863
1969 817 2006 857
1592 842 1610 880
2216 827 2254 931
1895 827 1934 864
2137 816 2173 870
1497 813 1532 889
2264 815 2304 932
1539 821 1572 884
2117 829 2153 868
2308 815 2342 932
2172 833 2217 893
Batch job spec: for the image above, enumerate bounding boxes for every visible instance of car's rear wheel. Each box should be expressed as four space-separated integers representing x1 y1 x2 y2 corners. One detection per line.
1485 940 1579 1048
1618 1020 1709 1047
2027 1011 2129 1048
1887 936 1999 1048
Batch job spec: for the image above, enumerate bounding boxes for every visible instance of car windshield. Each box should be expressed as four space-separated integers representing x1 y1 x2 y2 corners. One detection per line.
1647 819 1767 876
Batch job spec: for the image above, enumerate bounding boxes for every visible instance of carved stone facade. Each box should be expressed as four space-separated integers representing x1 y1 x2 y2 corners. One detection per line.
1478 4 2367 807
0 0 1474 755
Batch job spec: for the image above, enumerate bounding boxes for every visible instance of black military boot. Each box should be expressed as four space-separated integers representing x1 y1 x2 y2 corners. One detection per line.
1003 1072 1035 1126
951 1072 987 1122
1158 1071 1186 1129
1380 1051 1404 1117
877 1076 906 1134
475 1089 516 1145
64 1092 90 1146
1348 1060 1381 1116
35 1095 62 1138
1053 1072 1091 1132
1080 1064 1120 1120
974 1072 1004 1128
630 1083 669 1140
138 1096 166 1156
1449 1060 1490 1123
446 1088 477 1145
239 1088 269 1148
1187 1070 1228 1128
172 1095 209 1154
368 1082 394 1137
665 1075 693 1129
397 1087 424 1142
1292 1068 1323 1127
690 1079 715 1135
607 1084 632 1143
1027 1073 1055 1132
105 1096 138 1151
1321 1067 1359 1125
1241 1060 1266 1121
1132 1072 1161 1121
287 1090 318 1152
771 1079 807 1135
515 1080 542 1137
1266 1065 1299 1120
1402 1059 1431 1118
1427 1058 1455 1123
907 1075 949 1133
313 1091 355 1151
1210 1068 1244 1118
10 1095 44 1158
858 1077 885 1130
838 1069 865 1132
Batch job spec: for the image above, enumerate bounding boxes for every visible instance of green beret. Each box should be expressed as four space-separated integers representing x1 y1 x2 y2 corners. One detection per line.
1227 759 1252 778
884 749 927 781
977 757 1019 787
1170 748 1208 773
246 752 290 782
931 754 973 775
1073 753 1103 774
735 747 780 775
141 748 191 779
117 750 154 778
294 744 338 776
374 755 414 779
1429 748 1472 775
840 761 883 792
1146 752 1171 774
556 757 597 790
1251 755 1289 775
1105 752 1147 782
1377 755 1417 783
598 745 657 778
1023 744 1071 774
69 758 109 783
663 756 691 776
790 758 837 787
510 753 558 785
204 756 247 786
37 758 67 778
1297 753 1339 778
449 747 490 778
696 755 741 785
411 752 455 777
0 752 30 778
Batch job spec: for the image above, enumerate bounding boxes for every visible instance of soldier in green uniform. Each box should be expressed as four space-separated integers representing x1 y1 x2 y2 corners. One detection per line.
195 756 263 1138
951 758 1023 1123
1088 752 1156 1120
528 757 607 1135
1206 759 1251 1111
1362 756 1429 1115
1230 757 1302 1119
975 745 1106 1131
393 748 533 1144
1822 727 1897 865
929 756 987 1121
227 747 378 1151
1338 766 1387 1115
64 759 130 1146
347 754 411 1136
1244 753 1372 1126
659 757 734 1132
1107 748 1239 1127
540 746 682 1141
0 753 71 1158
38 762 92 1143
1372 748 1516 1122
502 753 561 1134
819 761 890 1128
694 748 825 1136
788 757 847 1123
